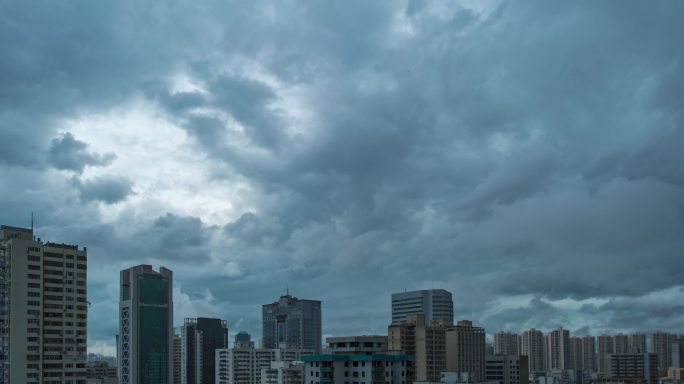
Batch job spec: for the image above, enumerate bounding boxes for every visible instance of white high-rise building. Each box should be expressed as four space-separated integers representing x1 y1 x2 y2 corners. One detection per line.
215 347 312 384
118 265 174 384
0 225 88 384
391 289 454 325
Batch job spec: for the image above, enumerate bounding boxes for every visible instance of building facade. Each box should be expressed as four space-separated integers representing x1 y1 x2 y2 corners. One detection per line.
391 289 453 325
181 317 228 384
118 265 174 384
598 335 614 376
627 333 647 354
326 336 388 355
521 329 545 375
302 354 413 384
174 334 182 384
215 347 313 384
388 314 445 382
609 353 658 384
445 320 486 382
494 332 520 356
485 354 529 384
262 294 322 353
651 331 673 373
0 225 88 384
545 328 570 371
581 336 596 373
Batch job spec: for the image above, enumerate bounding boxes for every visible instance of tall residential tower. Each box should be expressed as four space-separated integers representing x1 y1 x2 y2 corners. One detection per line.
0 225 88 383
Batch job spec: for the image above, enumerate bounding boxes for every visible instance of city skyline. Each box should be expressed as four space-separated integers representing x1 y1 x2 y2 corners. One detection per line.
1 0 684 360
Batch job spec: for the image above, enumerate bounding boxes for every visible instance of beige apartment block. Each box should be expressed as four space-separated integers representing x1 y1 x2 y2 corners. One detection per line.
1 225 88 384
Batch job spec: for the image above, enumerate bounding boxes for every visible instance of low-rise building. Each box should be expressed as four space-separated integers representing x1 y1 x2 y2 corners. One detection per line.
485 354 528 384
303 354 413 384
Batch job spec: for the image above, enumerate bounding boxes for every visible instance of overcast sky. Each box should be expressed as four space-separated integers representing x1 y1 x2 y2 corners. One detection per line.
1 1 683 355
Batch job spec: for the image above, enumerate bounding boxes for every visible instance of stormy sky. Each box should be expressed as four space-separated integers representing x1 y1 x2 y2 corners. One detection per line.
1 1 683 355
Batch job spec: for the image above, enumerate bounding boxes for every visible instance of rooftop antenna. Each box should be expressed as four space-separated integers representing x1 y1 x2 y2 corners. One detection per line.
31 212 35 240
286 285 289 296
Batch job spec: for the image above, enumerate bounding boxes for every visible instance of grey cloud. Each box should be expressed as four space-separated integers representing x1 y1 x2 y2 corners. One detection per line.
1 0 684 351
75 176 134 204
49 132 115 173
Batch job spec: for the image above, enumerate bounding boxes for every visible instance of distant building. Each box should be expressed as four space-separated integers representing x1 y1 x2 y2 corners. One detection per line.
485 354 529 384
87 361 117 383
261 361 305 384
522 329 545 374
581 336 596 373
445 320 486 382
546 328 571 370
667 368 684 381
326 335 388 355
0 225 88 384
215 346 313 384
673 339 684 369
391 289 454 325
236 332 254 348
494 332 520 356
118 265 174 384
262 294 322 353
388 314 445 382
181 317 229 384
302 354 413 384
174 334 182 384
651 332 673 373
598 335 615 376
614 334 630 355
568 337 583 371
627 333 647 354
609 353 658 384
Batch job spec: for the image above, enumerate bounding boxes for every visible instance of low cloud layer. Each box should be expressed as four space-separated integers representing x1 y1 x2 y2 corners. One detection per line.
1 0 683 353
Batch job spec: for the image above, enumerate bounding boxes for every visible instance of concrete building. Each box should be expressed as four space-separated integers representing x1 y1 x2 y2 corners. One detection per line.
672 339 684 369
568 337 583 371
215 347 313 384
326 336 388 355
494 332 520 356
609 353 658 384
445 320 486 382
302 354 413 384
391 289 454 325
598 335 615 376
667 368 684 380
546 328 571 371
261 361 304 384
614 334 630 355
181 317 229 384
118 265 174 384
236 332 254 348
485 354 529 384
652 332 673 373
581 336 596 373
388 314 445 382
87 361 117 384
174 334 182 384
0 225 88 383
627 334 647 354
262 294 322 353
521 328 546 374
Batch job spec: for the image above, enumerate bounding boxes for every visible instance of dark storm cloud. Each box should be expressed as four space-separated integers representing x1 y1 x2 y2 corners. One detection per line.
49 132 115 172
1 0 684 351
74 176 134 204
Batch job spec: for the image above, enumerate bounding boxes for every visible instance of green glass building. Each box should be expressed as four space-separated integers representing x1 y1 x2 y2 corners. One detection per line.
119 265 174 384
